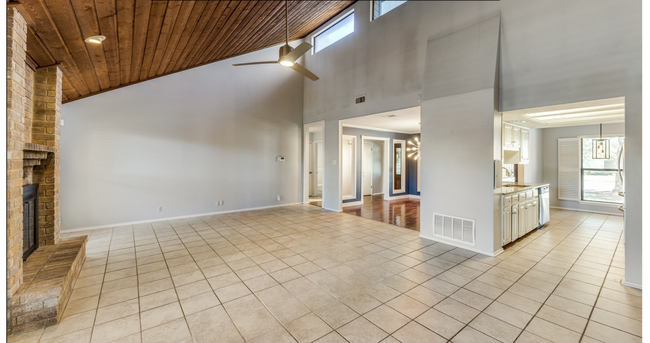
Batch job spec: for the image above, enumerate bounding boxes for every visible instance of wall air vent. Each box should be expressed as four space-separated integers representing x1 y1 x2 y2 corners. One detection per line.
433 213 475 245
355 95 366 104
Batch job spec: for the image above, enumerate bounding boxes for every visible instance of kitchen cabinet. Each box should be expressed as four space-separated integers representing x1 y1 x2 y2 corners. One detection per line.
503 123 529 164
500 186 542 246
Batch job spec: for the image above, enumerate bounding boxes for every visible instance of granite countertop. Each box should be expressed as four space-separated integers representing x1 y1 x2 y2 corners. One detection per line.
495 182 549 195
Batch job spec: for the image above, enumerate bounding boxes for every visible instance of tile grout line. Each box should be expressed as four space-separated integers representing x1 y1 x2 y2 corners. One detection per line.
443 212 597 342
510 214 616 342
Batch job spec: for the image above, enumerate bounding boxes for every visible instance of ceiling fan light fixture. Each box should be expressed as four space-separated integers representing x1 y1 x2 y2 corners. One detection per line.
279 60 294 67
85 35 106 44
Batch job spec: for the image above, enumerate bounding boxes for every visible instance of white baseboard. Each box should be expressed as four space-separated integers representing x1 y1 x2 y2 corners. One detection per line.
62 203 303 233
419 233 500 257
409 195 420 200
550 206 623 216
342 195 355 200
622 280 642 290
342 200 363 207
386 195 410 200
493 248 505 256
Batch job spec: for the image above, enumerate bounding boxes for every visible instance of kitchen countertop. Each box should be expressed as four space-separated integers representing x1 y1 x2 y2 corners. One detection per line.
495 182 549 195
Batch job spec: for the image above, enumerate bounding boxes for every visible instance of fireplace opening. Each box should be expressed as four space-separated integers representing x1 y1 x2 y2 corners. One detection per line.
23 184 39 260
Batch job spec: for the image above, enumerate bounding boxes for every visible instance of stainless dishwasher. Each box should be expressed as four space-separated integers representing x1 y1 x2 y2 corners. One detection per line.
538 185 550 227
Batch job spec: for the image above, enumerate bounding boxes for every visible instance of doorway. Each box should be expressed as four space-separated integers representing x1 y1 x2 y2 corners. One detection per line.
304 122 324 207
361 136 389 200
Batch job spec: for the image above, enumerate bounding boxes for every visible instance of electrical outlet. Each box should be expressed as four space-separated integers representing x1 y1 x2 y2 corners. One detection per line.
156 206 163 212
221 200 225 206
216 201 219 206
277 195 282 201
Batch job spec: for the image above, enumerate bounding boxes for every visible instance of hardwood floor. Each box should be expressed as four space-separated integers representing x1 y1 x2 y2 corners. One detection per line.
343 194 420 231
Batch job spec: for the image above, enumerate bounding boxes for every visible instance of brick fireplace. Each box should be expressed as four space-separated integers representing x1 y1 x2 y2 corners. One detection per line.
7 7 87 335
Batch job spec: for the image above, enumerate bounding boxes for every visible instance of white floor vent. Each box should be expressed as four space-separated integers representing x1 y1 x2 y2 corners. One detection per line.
433 213 475 245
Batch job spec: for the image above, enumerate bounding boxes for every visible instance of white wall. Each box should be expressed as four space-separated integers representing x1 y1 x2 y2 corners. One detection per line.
302 0 641 283
542 123 625 215
60 44 304 230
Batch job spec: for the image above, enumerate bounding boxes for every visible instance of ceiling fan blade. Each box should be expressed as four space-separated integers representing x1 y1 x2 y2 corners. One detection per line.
232 61 277 66
290 62 319 81
284 42 313 63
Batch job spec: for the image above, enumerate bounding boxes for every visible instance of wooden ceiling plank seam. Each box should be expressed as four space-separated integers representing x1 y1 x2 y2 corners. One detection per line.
162 0 208 75
147 0 183 79
94 0 116 18
194 0 259 66
69 0 111 90
227 0 318 61
94 0 120 89
155 0 197 76
128 0 152 83
21 0 92 95
97 13 121 89
44 0 102 93
61 73 81 99
116 0 135 84
168 0 222 73
138 0 168 80
27 26 57 66
181 0 240 70
207 0 280 64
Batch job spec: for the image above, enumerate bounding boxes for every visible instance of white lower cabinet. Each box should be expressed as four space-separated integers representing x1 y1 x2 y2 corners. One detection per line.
502 190 540 246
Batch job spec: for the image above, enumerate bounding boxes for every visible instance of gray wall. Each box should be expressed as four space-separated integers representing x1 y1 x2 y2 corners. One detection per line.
302 0 641 283
542 123 625 215
60 44 304 230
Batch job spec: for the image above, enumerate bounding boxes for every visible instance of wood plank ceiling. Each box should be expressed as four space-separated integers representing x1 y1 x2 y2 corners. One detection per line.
15 0 356 103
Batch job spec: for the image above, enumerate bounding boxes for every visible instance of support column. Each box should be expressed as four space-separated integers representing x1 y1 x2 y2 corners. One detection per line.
6 6 29 300
32 66 63 246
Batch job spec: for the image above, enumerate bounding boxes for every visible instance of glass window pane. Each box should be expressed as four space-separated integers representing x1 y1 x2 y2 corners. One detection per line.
314 12 354 53
395 147 402 175
373 1 407 19
582 170 624 204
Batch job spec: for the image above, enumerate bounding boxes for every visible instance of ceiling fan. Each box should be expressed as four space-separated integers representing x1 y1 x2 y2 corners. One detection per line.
232 0 319 81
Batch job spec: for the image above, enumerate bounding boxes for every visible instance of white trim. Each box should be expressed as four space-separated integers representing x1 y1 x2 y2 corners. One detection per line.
622 280 642 290
337 121 343 212
341 134 358 200
550 206 623 216
62 203 304 233
577 200 622 207
393 139 406 193
322 205 342 213
419 233 500 257
342 200 363 207
303 121 324 205
409 195 420 200
493 248 505 257
342 123 419 135
361 135 390 201
385 195 410 200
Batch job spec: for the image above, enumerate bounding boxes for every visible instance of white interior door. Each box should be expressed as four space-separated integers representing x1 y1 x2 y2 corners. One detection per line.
309 142 314 196
315 141 324 196
363 142 373 196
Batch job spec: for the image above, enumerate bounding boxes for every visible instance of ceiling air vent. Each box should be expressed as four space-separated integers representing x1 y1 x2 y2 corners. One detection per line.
355 95 366 104
433 213 475 246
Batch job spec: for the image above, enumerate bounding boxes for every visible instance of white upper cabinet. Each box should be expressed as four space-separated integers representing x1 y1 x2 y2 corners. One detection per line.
503 123 529 164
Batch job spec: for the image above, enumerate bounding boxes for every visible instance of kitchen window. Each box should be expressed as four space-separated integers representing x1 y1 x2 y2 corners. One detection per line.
372 1 407 20
313 11 354 53
581 136 624 204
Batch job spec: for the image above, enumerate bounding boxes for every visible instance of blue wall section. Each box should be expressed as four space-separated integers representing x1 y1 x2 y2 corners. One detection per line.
341 127 420 203
407 134 421 196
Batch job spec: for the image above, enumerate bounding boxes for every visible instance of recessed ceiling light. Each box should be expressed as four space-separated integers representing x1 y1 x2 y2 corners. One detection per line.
85 35 106 44
510 120 526 123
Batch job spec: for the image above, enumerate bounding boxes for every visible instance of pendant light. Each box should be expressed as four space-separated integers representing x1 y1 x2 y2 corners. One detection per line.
407 137 420 160
592 124 610 159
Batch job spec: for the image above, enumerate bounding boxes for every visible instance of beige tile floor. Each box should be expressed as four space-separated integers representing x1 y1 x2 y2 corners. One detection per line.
8 205 641 343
